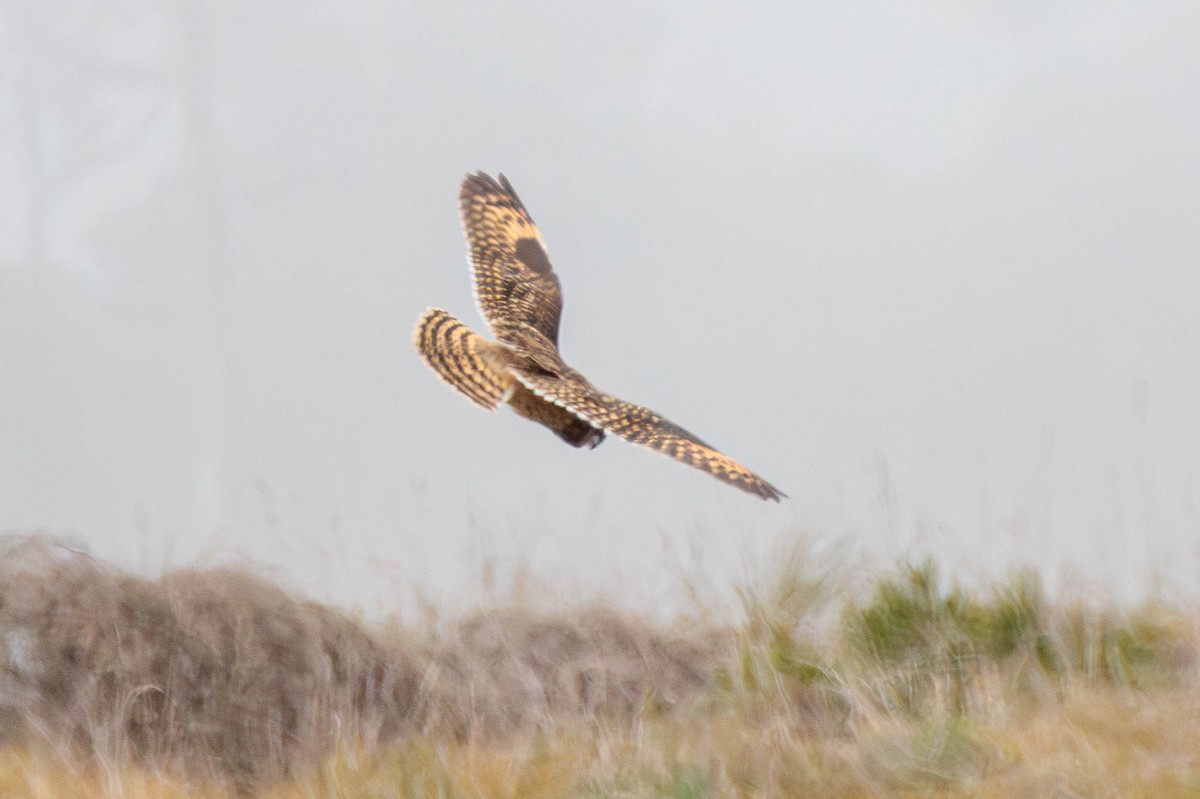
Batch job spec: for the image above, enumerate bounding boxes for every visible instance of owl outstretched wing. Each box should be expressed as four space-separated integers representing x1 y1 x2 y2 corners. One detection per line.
414 307 514 410
418 172 785 501
508 367 785 501
460 172 564 352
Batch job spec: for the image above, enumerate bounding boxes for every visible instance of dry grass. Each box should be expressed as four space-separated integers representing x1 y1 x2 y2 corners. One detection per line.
0 537 421 789
0 534 1196 797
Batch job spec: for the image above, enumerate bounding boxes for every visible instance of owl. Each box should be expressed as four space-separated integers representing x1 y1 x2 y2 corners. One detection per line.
414 172 784 501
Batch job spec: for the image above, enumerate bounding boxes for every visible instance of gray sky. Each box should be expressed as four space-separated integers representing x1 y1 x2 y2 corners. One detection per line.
2 1 1198 614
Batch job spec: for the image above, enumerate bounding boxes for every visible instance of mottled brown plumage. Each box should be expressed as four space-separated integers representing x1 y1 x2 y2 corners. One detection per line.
414 171 784 501
414 308 511 410
460 172 564 370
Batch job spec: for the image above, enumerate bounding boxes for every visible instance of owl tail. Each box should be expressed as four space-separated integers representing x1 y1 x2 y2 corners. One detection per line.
413 308 514 410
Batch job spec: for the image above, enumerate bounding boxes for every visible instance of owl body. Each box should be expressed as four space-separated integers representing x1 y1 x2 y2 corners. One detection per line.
508 381 605 449
414 172 783 501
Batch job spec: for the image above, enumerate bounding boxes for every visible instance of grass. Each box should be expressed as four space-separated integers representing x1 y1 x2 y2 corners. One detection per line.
0 534 1196 797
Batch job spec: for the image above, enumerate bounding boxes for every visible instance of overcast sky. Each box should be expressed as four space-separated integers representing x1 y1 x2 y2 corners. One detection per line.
2 1 1198 614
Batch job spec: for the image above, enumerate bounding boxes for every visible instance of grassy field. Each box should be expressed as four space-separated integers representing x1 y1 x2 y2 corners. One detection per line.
0 535 1195 797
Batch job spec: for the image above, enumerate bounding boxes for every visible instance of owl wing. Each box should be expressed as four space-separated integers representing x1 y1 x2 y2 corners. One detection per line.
460 172 564 351
508 368 785 501
414 307 514 410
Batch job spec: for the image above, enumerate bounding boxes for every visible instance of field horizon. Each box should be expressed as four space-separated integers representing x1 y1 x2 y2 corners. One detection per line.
0 532 1195 797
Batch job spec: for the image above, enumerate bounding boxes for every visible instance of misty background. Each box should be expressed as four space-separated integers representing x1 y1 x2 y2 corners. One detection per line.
2 2 1197 616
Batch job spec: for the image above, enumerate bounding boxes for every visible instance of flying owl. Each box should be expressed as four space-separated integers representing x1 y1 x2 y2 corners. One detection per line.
414 172 784 501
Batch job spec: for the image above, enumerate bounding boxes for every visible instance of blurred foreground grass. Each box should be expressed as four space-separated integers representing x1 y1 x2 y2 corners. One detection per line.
0 537 1195 797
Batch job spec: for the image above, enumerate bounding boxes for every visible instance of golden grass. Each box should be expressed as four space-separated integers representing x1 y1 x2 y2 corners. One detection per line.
0 535 1196 797
5 685 1196 798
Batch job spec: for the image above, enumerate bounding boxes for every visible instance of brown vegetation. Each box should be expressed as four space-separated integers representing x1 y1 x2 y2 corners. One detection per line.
0 536 713 790
0 535 1196 797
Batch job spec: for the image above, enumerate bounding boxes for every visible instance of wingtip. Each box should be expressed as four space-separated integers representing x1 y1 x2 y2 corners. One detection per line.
745 476 786 502
412 307 455 367
412 307 508 412
460 171 500 200
413 306 447 348
460 170 524 207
